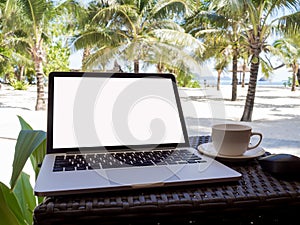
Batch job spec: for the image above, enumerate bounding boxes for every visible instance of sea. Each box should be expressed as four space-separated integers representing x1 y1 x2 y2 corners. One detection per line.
193 64 295 87
195 75 289 87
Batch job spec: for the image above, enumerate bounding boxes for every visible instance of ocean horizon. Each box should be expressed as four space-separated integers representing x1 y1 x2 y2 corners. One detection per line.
195 77 288 87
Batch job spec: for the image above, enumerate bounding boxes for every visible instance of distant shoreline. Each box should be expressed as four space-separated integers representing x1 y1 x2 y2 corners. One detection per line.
198 79 287 87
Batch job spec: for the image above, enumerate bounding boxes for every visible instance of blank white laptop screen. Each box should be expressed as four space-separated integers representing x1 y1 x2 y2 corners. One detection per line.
53 76 185 149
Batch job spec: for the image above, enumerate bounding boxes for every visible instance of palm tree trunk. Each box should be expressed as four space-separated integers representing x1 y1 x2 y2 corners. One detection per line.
241 59 260 121
231 53 238 101
217 69 221 91
35 59 46 111
242 63 246 88
134 59 139 73
291 64 298 91
82 47 91 69
157 62 163 72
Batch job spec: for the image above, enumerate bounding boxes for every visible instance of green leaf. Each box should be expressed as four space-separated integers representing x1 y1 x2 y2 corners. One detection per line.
17 115 47 179
0 182 24 225
13 172 37 225
10 130 47 189
30 139 47 180
17 115 33 130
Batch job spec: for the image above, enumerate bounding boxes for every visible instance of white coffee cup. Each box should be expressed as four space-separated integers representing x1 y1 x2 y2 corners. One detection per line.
211 123 263 156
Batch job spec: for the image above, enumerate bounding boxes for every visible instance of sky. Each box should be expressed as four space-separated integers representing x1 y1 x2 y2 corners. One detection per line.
69 50 83 70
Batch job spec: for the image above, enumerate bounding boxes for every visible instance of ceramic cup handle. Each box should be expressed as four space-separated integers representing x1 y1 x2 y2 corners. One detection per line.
247 132 263 150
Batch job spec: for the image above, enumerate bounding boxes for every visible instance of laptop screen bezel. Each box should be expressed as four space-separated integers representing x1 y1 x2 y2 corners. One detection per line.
47 72 190 153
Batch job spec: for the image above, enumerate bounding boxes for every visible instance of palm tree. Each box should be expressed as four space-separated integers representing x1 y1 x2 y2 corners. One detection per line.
240 55 250 88
215 54 230 91
240 0 300 121
72 0 204 73
0 1 17 82
3 0 65 110
63 0 101 66
185 0 247 101
0 34 12 82
273 35 300 91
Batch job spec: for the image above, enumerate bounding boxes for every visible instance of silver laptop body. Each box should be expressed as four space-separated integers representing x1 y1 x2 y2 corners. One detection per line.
34 72 241 196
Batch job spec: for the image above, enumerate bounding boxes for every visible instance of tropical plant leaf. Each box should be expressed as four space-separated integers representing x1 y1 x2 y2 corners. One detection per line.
10 130 46 189
18 0 48 25
17 115 33 130
30 138 47 180
17 115 47 179
0 182 24 225
13 172 36 225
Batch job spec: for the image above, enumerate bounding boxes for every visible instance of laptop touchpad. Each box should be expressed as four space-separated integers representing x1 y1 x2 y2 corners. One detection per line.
106 166 179 185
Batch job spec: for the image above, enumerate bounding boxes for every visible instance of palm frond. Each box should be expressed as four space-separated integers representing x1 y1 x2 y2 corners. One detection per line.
260 58 274 79
83 45 123 70
185 11 229 34
72 29 116 50
147 19 184 31
151 29 205 55
276 11 300 35
194 28 224 37
151 0 195 19
12 51 33 66
144 41 203 73
92 4 137 24
18 0 48 25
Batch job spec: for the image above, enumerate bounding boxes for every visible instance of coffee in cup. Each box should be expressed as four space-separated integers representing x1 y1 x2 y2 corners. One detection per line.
211 123 263 156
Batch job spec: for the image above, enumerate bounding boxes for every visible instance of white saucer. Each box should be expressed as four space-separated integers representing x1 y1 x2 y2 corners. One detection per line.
198 142 265 161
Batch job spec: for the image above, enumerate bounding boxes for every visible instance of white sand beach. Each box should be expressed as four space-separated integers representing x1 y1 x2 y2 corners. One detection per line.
1 83 300 187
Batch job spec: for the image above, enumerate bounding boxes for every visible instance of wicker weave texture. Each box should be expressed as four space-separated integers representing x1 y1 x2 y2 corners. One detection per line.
33 136 300 225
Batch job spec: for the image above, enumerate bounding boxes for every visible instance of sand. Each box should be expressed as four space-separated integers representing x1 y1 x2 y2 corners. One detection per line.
0 83 300 187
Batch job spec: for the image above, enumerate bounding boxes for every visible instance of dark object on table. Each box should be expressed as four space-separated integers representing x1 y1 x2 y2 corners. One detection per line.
258 153 300 178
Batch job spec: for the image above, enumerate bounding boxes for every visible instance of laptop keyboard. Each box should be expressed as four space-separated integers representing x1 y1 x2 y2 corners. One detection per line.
53 149 206 172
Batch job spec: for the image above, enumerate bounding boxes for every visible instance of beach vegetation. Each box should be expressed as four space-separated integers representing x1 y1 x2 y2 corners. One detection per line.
3 0 53 111
238 0 300 121
10 80 29 90
0 116 46 225
184 0 249 100
176 71 201 88
184 0 300 121
273 34 300 91
44 40 71 76
1 0 72 111
70 0 204 75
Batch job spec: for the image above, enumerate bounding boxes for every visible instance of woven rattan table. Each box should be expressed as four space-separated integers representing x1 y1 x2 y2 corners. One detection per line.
33 136 300 225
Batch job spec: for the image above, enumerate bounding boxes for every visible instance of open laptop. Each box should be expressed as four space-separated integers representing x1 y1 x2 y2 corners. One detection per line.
34 72 241 196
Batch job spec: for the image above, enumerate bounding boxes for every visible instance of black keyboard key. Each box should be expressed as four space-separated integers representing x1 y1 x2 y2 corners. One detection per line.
77 165 87 170
88 163 100 169
156 161 168 165
53 167 63 172
165 161 178 165
65 166 75 171
55 155 65 160
66 155 75 160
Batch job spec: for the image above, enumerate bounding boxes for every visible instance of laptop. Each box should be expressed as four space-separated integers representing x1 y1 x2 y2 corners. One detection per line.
34 72 241 196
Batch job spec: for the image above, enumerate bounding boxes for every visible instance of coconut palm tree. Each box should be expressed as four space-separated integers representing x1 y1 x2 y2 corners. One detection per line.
3 0 66 110
207 0 300 121
240 0 300 121
215 53 230 91
72 0 204 73
273 35 300 91
185 0 247 101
